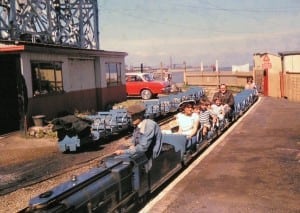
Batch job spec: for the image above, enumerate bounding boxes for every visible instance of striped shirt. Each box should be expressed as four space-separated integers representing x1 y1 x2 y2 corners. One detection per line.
199 110 210 125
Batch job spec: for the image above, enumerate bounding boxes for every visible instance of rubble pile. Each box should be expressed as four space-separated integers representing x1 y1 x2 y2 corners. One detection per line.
27 124 57 138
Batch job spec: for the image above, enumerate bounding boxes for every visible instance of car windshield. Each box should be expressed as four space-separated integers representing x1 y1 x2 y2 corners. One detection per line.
142 73 154 81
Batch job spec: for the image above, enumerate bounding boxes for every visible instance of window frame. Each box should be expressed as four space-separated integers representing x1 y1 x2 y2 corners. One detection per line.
106 62 122 86
31 61 64 96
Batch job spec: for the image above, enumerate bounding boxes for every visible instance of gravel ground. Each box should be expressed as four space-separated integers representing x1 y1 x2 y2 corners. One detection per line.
0 132 132 212
0 89 210 212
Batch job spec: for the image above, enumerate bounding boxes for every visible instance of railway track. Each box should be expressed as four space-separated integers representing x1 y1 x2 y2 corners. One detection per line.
1 113 177 197
2 88 205 211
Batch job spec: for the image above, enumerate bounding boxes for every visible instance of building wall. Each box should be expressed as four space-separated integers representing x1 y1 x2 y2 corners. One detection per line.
27 89 97 121
268 54 282 98
283 55 300 72
281 53 300 102
21 52 98 97
253 53 281 98
67 58 96 91
97 86 127 110
96 55 127 109
18 48 127 122
254 52 300 101
20 52 70 97
99 55 127 87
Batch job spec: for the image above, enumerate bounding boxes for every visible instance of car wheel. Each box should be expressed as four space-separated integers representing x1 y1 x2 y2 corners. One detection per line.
141 89 152 99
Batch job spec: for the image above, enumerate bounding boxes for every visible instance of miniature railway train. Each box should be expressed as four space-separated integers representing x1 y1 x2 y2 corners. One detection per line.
53 87 206 152
23 87 258 213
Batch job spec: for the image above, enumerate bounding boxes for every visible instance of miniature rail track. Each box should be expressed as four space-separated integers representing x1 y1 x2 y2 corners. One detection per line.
2 88 255 212
0 112 177 196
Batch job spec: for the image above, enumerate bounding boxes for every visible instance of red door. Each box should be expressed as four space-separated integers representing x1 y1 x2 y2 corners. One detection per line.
263 69 268 96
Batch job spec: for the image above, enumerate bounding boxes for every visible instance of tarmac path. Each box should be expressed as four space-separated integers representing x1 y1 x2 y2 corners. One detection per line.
142 97 300 213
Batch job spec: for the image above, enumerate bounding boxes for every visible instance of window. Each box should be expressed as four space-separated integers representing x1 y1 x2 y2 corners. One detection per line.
106 62 122 86
136 75 143 82
31 61 63 96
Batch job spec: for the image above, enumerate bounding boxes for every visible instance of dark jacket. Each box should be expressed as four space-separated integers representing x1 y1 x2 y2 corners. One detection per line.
212 90 235 108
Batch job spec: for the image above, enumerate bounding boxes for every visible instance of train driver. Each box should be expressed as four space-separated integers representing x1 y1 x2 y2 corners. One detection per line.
114 104 162 160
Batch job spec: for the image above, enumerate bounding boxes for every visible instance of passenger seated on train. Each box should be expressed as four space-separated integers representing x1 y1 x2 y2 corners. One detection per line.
244 77 256 90
211 97 225 128
114 104 162 160
212 83 234 120
175 100 199 139
198 100 212 137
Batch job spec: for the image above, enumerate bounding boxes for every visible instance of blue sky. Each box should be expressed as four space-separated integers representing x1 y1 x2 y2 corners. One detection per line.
99 0 300 68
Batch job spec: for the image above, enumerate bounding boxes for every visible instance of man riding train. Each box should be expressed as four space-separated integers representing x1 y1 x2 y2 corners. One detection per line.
114 104 163 170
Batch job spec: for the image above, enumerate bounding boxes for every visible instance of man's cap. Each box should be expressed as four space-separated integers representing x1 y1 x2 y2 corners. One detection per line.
127 104 146 115
178 99 196 109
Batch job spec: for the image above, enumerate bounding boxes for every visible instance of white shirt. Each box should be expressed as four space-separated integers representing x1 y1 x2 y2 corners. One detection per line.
176 112 199 135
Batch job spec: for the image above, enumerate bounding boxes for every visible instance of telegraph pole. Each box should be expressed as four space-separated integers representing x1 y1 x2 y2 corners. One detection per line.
183 61 187 85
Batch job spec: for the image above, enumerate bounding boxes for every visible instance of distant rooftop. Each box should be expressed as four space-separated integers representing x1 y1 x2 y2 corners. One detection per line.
278 51 300 56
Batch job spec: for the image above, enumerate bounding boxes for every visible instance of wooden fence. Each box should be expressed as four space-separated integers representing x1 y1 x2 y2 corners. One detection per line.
185 70 253 88
283 72 300 102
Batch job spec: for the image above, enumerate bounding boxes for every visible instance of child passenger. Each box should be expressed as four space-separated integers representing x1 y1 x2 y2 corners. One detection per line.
198 100 211 137
244 77 256 90
211 97 225 128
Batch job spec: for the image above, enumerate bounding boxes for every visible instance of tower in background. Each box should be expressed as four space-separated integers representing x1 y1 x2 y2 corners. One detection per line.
0 0 99 49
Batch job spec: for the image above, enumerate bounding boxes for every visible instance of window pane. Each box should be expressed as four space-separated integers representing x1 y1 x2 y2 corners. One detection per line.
106 62 121 86
31 62 63 96
55 70 62 81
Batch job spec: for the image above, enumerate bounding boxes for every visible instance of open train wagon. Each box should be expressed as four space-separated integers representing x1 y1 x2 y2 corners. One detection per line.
23 89 258 212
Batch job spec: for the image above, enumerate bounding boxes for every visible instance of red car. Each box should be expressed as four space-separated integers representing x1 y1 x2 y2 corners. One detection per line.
125 72 171 99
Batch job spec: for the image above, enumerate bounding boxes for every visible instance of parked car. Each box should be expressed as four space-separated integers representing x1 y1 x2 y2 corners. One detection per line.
125 72 171 99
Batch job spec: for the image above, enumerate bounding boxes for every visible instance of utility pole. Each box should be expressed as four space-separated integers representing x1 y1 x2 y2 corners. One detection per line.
160 62 163 81
183 61 187 85
216 60 220 86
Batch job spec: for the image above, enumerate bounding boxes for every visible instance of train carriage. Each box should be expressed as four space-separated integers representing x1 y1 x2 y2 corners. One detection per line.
23 88 258 212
